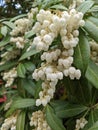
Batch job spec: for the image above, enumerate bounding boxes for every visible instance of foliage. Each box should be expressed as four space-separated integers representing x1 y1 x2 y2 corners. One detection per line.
0 0 98 130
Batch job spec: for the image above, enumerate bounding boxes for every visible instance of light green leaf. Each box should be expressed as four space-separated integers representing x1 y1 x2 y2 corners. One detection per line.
12 98 35 109
88 5 98 12
16 111 26 130
84 17 98 43
22 78 36 96
74 29 90 74
77 0 94 14
42 0 63 9
0 36 10 47
46 105 66 130
1 26 8 36
50 4 67 10
19 47 40 61
88 121 98 130
17 63 26 78
85 60 98 89
55 103 88 118
0 61 17 72
2 21 15 29
25 30 35 39
10 14 27 22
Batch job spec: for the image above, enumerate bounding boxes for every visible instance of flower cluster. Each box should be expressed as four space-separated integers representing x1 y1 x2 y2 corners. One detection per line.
32 8 84 106
30 110 51 130
10 18 32 36
1 113 18 130
10 7 38 49
2 68 17 87
30 9 84 51
75 117 88 130
4 100 12 111
90 40 98 65
10 37 25 49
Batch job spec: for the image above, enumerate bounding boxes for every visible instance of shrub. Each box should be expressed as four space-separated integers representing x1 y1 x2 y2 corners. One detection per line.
0 0 98 130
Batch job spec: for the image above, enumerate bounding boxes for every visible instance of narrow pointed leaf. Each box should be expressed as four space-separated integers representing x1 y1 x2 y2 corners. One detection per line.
17 63 26 78
85 60 98 89
16 111 26 130
74 29 90 74
19 48 40 61
12 98 35 109
0 61 17 72
55 103 88 118
88 121 98 130
22 78 36 96
46 105 66 130
84 17 98 43
77 0 94 14
0 36 10 47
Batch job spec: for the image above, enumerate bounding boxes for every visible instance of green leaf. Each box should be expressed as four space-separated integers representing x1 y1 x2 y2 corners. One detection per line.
50 4 67 10
25 30 35 39
1 26 8 36
84 17 98 43
88 5 98 12
19 47 40 61
0 61 17 72
24 62 35 72
42 0 63 9
0 36 10 47
22 78 36 96
5 107 16 117
10 14 27 22
12 98 35 109
34 80 42 99
46 105 66 130
77 0 94 14
74 29 90 74
55 103 87 118
2 21 15 29
88 121 98 130
16 111 26 130
85 60 98 89
17 63 26 78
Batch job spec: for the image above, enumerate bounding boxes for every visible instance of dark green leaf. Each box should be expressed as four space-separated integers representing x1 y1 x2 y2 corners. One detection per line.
12 98 35 109
74 29 90 74
84 17 98 43
55 103 87 118
85 60 98 89
24 62 35 72
34 80 42 99
88 121 98 130
22 78 36 96
77 0 94 14
17 63 26 78
46 105 66 130
0 61 17 72
0 36 10 47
